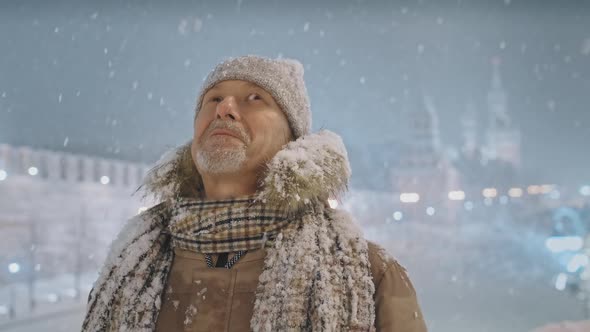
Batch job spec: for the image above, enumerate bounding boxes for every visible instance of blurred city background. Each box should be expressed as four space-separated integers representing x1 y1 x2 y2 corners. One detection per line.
1 0 590 331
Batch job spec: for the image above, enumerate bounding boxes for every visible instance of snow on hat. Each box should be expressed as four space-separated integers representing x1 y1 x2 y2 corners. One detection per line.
194 55 311 139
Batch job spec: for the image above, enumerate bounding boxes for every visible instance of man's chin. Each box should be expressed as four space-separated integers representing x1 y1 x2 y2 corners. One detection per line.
195 149 246 175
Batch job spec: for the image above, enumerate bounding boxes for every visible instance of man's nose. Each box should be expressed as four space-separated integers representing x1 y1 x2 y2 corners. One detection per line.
216 96 241 121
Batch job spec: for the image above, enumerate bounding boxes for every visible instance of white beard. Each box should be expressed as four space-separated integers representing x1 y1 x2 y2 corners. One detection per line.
195 139 247 174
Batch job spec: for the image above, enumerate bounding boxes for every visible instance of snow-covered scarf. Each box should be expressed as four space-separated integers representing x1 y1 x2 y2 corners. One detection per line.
81 130 376 331
168 195 293 253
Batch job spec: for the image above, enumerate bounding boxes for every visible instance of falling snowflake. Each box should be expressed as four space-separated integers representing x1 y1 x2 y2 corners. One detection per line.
417 44 425 54
303 22 310 32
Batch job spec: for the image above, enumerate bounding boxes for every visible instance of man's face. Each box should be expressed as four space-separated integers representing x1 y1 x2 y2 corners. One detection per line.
192 80 293 176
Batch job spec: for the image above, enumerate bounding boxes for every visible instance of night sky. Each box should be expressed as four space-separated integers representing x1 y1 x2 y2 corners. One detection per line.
1 0 589 187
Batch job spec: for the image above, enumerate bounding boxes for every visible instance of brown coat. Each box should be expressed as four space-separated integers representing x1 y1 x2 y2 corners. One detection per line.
155 241 427 332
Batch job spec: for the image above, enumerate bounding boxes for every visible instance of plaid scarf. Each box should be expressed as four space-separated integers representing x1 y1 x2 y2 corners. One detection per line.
167 196 293 253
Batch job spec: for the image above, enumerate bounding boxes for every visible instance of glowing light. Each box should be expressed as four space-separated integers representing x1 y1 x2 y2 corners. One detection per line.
567 254 589 273
545 236 584 253
328 199 339 209
393 211 403 221
482 188 497 198
0 305 7 315
8 263 20 274
426 207 435 216
580 185 590 196
28 167 38 176
508 187 523 198
527 185 541 195
47 293 59 303
137 206 148 215
540 184 554 194
448 190 465 201
555 273 567 291
464 201 474 211
400 193 420 203
0 169 6 181
100 176 110 185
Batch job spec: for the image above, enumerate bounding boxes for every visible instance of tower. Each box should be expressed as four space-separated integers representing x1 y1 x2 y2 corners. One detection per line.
484 57 521 168
391 93 449 215
461 102 479 157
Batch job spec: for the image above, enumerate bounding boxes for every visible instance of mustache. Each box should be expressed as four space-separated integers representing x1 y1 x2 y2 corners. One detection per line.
202 120 251 143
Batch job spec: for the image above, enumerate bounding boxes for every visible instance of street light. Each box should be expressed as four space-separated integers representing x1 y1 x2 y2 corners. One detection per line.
482 188 498 198
540 184 554 194
448 190 465 201
27 167 38 176
400 193 420 203
8 263 20 274
545 236 584 253
527 185 542 195
0 169 7 181
100 175 110 185
508 187 523 198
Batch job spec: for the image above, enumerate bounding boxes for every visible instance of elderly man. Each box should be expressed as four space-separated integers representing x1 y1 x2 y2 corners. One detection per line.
82 55 427 331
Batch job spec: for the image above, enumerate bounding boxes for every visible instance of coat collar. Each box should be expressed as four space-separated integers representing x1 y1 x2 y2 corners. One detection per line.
138 130 351 214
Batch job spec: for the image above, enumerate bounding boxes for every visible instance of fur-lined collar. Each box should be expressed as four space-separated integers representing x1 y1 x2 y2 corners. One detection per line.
138 130 351 214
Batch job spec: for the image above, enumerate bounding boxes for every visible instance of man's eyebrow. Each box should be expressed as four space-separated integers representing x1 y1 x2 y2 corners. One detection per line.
245 82 261 89
207 85 220 92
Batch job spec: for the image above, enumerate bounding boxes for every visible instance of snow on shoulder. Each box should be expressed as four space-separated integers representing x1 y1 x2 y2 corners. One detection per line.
257 129 351 212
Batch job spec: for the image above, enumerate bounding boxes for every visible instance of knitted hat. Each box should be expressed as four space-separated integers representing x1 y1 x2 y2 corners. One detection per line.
194 55 311 139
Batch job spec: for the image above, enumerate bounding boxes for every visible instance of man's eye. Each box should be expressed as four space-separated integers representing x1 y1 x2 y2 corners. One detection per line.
209 96 223 103
248 93 262 101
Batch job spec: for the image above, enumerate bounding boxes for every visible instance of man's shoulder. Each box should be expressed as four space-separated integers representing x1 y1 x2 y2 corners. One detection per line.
366 241 394 281
135 200 171 226
366 245 427 331
366 241 414 293
142 200 170 217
